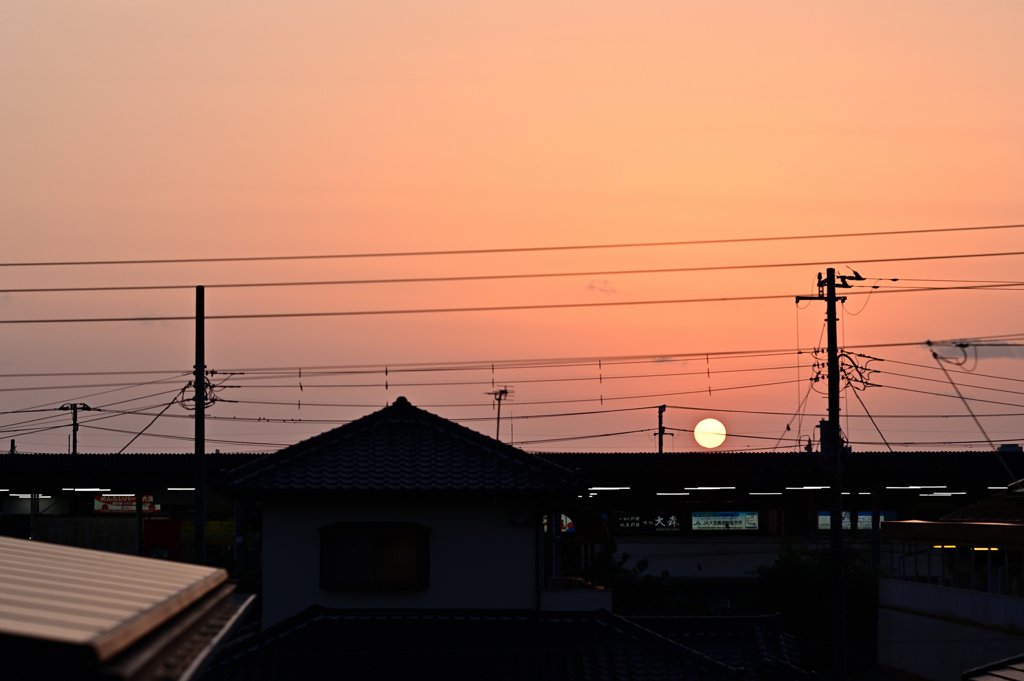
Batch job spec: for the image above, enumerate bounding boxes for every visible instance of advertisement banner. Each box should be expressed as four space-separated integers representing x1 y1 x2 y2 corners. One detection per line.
817 511 894 530
614 513 682 533
94 494 161 513
691 511 759 531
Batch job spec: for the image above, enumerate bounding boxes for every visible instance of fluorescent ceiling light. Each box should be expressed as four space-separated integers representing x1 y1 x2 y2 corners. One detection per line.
886 486 945 490
750 492 782 495
73 488 111 492
989 486 1007 490
656 492 689 496
168 487 196 491
588 487 629 491
684 486 735 491
785 486 829 490
919 492 966 497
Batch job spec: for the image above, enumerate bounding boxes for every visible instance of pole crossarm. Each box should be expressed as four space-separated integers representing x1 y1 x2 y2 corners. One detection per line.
794 268 849 679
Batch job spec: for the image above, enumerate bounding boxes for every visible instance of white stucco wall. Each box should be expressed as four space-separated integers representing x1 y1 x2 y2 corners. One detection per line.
262 498 538 627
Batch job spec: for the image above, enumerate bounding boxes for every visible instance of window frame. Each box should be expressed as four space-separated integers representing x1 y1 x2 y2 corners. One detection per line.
318 521 431 592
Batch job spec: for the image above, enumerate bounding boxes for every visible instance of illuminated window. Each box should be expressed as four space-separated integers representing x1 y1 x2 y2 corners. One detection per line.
319 522 431 591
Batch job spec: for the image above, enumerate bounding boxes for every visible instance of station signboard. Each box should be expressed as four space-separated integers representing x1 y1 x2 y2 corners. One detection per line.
817 511 894 530
613 512 682 534
691 511 759 531
93 494 161 513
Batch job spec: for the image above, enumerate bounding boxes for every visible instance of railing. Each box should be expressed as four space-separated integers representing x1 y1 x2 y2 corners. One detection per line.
880 577 1024 630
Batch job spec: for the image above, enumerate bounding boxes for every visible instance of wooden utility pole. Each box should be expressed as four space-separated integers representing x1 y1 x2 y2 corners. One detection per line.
797 268 848 679
488 387 511 441
59 403 92 455
194 286 206 565
657 405 666 454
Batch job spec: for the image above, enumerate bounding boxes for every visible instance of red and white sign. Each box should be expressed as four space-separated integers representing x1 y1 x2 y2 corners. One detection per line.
93 494 161 514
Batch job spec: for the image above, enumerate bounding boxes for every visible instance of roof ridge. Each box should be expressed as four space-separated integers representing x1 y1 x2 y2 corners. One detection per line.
223 398 578 492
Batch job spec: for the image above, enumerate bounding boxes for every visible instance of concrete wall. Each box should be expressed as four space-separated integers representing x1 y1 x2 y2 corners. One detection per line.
614 537 794 578
878 607 1024 681
262 498 538 627
880 578 1024 630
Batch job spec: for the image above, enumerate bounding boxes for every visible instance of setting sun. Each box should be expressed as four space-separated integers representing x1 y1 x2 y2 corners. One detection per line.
694 418 727 449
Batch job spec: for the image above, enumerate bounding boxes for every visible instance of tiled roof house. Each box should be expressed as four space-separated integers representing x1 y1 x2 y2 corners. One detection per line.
223 397 590 627
215 398 811 681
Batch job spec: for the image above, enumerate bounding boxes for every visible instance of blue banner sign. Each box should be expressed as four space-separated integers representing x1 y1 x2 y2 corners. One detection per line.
691 511 759 531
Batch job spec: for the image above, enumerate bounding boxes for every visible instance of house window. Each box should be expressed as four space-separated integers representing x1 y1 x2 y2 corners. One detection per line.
319 522 431 591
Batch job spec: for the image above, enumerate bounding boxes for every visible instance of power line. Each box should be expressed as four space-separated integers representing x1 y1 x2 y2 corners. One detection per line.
0 369 187 379
0 377 192 393
864 356 1024 385
228 377 806 410
4 280 1024 325
78 424 283 449
3 222 1020 268
515 429 651 445
872 382 1024 409
221 363 800 390
6 249 1024 295
0 331 1020 379
873 368 1024 398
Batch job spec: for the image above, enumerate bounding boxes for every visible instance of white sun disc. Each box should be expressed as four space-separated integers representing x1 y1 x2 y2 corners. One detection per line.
694 418 726 448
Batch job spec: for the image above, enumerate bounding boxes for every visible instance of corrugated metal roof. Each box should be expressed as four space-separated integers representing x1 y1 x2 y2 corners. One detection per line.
0 452 263 472
0 536 227 662
535 451 1024 473
941 490 1024 524
964 652 1024 681
224 396 579 493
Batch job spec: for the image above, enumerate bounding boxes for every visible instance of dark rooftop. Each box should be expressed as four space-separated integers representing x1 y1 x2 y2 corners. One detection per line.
535 450 1024 474
204 606 810 681
963 652 1024 681
224 396 579 494
941 487 1024 524
625 615 810 681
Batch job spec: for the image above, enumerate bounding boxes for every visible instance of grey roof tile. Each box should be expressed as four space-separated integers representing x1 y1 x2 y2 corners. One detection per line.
204 606 748 681
224 397 578 493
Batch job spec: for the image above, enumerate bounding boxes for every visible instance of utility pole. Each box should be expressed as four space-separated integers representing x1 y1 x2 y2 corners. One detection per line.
657 405 666 454
487 387 511 441
194 286 206 565
796 267 849 680
59 403 92 455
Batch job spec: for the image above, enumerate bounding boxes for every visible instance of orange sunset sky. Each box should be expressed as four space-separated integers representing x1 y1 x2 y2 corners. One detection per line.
2 1 1023 453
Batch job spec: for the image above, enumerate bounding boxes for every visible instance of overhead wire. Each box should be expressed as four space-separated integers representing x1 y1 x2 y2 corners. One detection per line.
873 368 1024 398
219 363 801 390
928 347 1016 482
8 280 1024 326
2 222 1020 268
5 249 1024 295
2 331 1023 381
